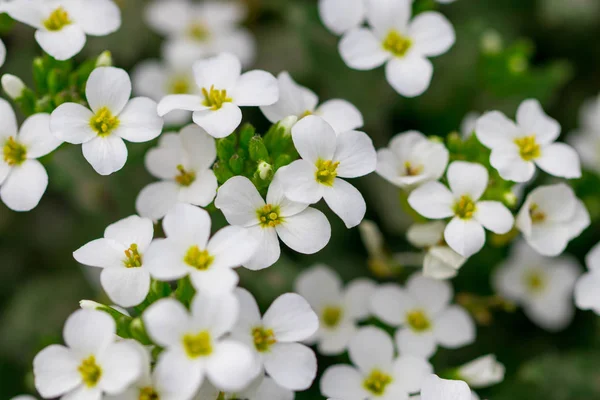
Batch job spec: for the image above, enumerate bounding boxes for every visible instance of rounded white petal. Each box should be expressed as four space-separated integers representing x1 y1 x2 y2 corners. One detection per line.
263 343 317 391
50 103 96 144
215 176 264 227
105 215 154 250
393 355 433 394
64 309 116 354
516 99 560 145
586 241 600 272
333 130 376 178
0 98 17 139
447 161 488 200
73 238 124 269
385 55 433 98
344 278 377 319
475 111 520 149
320 365 367 400
232 70 278 107
100 267 151 308
153 348 202 400
408 12 455 57
444 217 485 258
180 124 217 170
97 341 142 394
319 0 365 35
189 267 239 296
19 113 62 158
0 159 47 211
114 97 163 143
143 298 190 347
163 203 211 246
574 271 600 312
369 283 416 326
280 160 323 204
86 67 132 115
208 225 257 270
35 25 86 61
82 135 128 176
365 0 411 37
33 345 80 398
263 293 319 342
277 207 331 254
178 170 218 208
131 60 167 100
260 71 318 123
407 221 446 248
316 99 364 134
267 169 310 217
349 326 394 374
406 274 452 315
339 28 389 70
489 148 535 183
421 375 471 400
193 103 242 138
157 94 206 116
323 178 366 228
433 306 476 348
68 0 121 36
394 329 437 359
407 182 454 219
536 143 582 179
474 201 514 234
244 225 281 270
294 264 343 310
135 181 180 221
190 292 240 337
525 295 574 332
234 287 262 328
318 322 357 356
292 115 337 163
193 53 242 92
206 340 257 392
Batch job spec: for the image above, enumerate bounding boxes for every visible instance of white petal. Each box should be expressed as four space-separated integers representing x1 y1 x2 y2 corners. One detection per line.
423 247 466 280
260 71 318 123
409 12 455 57
475 111 520 149
244 225 281 270
321 178 365 228
526 224 571 257
339 28 389 70
393 355 433 394
344 278 377 319
516 99 560 145
525 295 574 332
50 103 96 144
407 221 446 248
73 238 124 269
433 306 476 348
316 99 364 134
318 323 357 356
264 343 317 391
263 293 319 342
349 326 394 374
19 113 62 158
178 170 218 207
252 376 295 400
189 267 239 296
318 0 365 35
6 1 45 28
394 328 437 359
385 55 433 98
406 274 452 315
67 0 121 36
35 25 86 61
333 130 376 178
0 98 17 138
444 217 486 258
215 176 264 227
180 124 217 170
267 169 310 217
193 53 241 92
574 272 600 312
193 103 242 138
157 94 206 116
294 264 343 310
536 143 582 179
0 159 47 211
86 67 132 115
280 160 323 204
421 375 471 400
233 70 278 107
163 203 211 246
152 349 201 400
369 284 416 326
33 345 80 398
567 200 590 240
82 135 128 176
115 97 163 143
234 287 262 328
365 0 411 37
100 268 150 308
407 182 454 219
63 309 115 354
212 28 257 68
135 181 180 221
206 340 256 392
447 161 488 200
474 201 514 234
97 341 142 394
320 365 367 400
586 241 600 272
105 215 154 250
276 207 331 254
189 291 239 337
143 298 189 347
489 147 535 182
131 60 167 100
292 115 337 162
208 225 257 269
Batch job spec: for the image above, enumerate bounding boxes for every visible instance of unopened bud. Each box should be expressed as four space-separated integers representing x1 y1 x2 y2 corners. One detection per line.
79 299 103 310
503 191 517 207
2 74 25 100
257 161 273 180
96 51 113 67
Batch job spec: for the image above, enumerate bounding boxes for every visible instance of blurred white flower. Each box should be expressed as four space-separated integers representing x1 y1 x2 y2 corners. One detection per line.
231 288 319 391
157 53 278 138
370 274 476 359
408 161 514 258
10 396 37 400
73 215 154 308
7 0 121 60
260 71 363 135
1 74 26 99
376 131 449 189
280 116 377 228
574 241 600 314
460 112 480 138
419 375 472 400
456 354 505 389
215 173 331 271
476 99 581 182
144 203 257 295
195 375 294 400
493 240 580 331
318 0 365 35
321 326 432 400
50 67 164 175
516 183 589 256
0 100 61 211
33 310 142 399
569 94 600 173
295 264 376 355
338 0 455 97
135 124 218 221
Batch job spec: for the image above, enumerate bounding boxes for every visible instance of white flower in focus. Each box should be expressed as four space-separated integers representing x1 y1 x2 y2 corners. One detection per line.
376 131 449 189
195 375 294 400
73 215 154 308
7 0 121 60
231 288 319 391
0 100 62 211
295 264 376 355
33 309 142 399
215 173 331 270
318 0 365 35
320 326 433 400
370 274 476 359
574 242 600 315
493 240 580 331
456 354 505 389
144 203 257 295
135 125 218 220
157 53 278 138
569 94 600 173
516 183 589 256
50 67 164 175
260 71 363 135
420 375 472 400
476 99 581 182
280 116 376 228
143 293 256 393
408 161 514 258
339 0 455 97
407 221 467 280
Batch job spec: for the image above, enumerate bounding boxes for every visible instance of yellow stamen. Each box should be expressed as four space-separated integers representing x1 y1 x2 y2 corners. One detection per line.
382 30 412 57
90 107 120 136
257 204 283 228
124 243 142 268
175 165 196 187
139 386 159 400
315 159 340 186
78 355 102 387
322 306 342 328
529 203 546 224
169 77 191 95
404 161 423 176
514 135 541 161
363 369 393 395
44 7 72 31
252 326 276 352
3 137 27 166
202 85 232 110
406 309 431 332
184 246 214 270
183 331 212 358
187 22 210 41
454 195 476 220
524 269 546 294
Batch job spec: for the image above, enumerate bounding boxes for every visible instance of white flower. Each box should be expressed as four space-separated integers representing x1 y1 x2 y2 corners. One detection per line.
295 264 376 355
338 0 455 97
321 326 433 400
408 161 514 258
135 124 218 220
195 375 294 400
260 71 363 135
460 112 480 138
143 293 256 393
73 215 154 308
214 173 331 270
50 67 164 175
516 183 590 256
370 274 476 359
157 53 278 138
1 74 26 100
7 0 121 60
33 309 142 399
0 100 62 211
280 115 376 228
143 203 258 295
456 354 505 389
376 131 449 189
475 99 581 182
575 242 600 314
493 240 580 331
569 93 600 173
407 221 467 280
231 288 319 391
420 375 472 400
318 0 365 35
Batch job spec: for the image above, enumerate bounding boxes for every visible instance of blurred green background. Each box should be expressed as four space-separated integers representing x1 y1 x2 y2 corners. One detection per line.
2 0 600 398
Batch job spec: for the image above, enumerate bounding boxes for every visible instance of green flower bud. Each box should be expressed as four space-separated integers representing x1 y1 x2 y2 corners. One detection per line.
249 135 269 162
96 51 113 67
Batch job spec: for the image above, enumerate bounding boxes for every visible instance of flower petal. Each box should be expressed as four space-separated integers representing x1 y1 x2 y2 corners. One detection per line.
406 274 452 315
189 267 239 297
208 225 258 269
489 147 535 183
536 143 582 179
276 207 331 254
50 103 96 144
319 0 365 35
82 135 128 176
260 71 318 123
97 341 142 394
263 293 319 342
143 298 190 347
100 267 151 308
244 225 281 270
33 344 80 398
339 28 389 70
266 169 310 217
344 278 377 319
279 160 323 204
206 340 256 391
474 201 514 234
369 284 416 326
321 365 367 400
180 124 217 170
193 53 241 92
0 98 17 139
323 178 366 228
444 217 485 258
0 159 47 211
574 271 600 313
333 130 376 178
448 161 489 200
67 0 121 36
421 375 471 400
475 111 520 149
316 99 364 134
433 306 476 348
35 25 86 61
64 309 115 354
365 0 411 37
407 182 454 219
73 238 124 269
264 343 317 391
86 67 132 115
163 203 211 247
178 170 218 208
232 70 278 107
292 115 337 163
409 12 455 57
392 355 433 394
193 103 242 138
135 181 180 221
349 326 394 374
294 264 343 310
19 113 62 158
157 94 206 116
394 328 437 359
115 97 163 143
215 176 264 227
516 99 560 145
385 55 433 98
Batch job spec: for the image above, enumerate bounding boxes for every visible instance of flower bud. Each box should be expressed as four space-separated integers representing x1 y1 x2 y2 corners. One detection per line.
96 50 113 67
257 161 273 180
2 74 25 100
79 300 103 310
457 354 505 388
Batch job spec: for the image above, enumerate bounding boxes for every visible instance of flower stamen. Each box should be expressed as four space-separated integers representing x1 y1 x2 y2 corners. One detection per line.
187 22 210 41
202 85 232 110
454 195 476 220
44 7 72 31
123 243 142 268
403 161 423 176
363 369 393 395
183 331 212 358
528 203 546 224
184 246 214 270
3 137 27 166
78 355 102 387
139 386 159 400
257 204 283 228
406 309 431 332
514 135 541 161
382 30 412 57
175 165 196 187
90 107 120 136
315 159 340 186
252 326 276 352
322 306 342 328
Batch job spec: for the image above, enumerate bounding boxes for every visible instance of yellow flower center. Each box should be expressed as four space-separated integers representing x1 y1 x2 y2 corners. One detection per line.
90 107 120 136
514 135 541 161
406 309 431 332
175 165 196 187
139 386 160 400
382 30 412 57
524 269 546 294
252 326 276 352
3 137 27 166
168 76 191 95
363 369 393 395
257 204 283 228
454 195 476 220
315 159 340 186
528 203 546 224
321 306 342 328
403 161 423 176
78 355 102 387
300 110 313 118
183 331 212 358
202 85 232 110
44 7 72 31
187 22 210 41
184 246 214 270
123 243 142 268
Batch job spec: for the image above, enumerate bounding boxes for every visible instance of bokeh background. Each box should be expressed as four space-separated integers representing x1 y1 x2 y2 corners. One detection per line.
2 0 600 398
